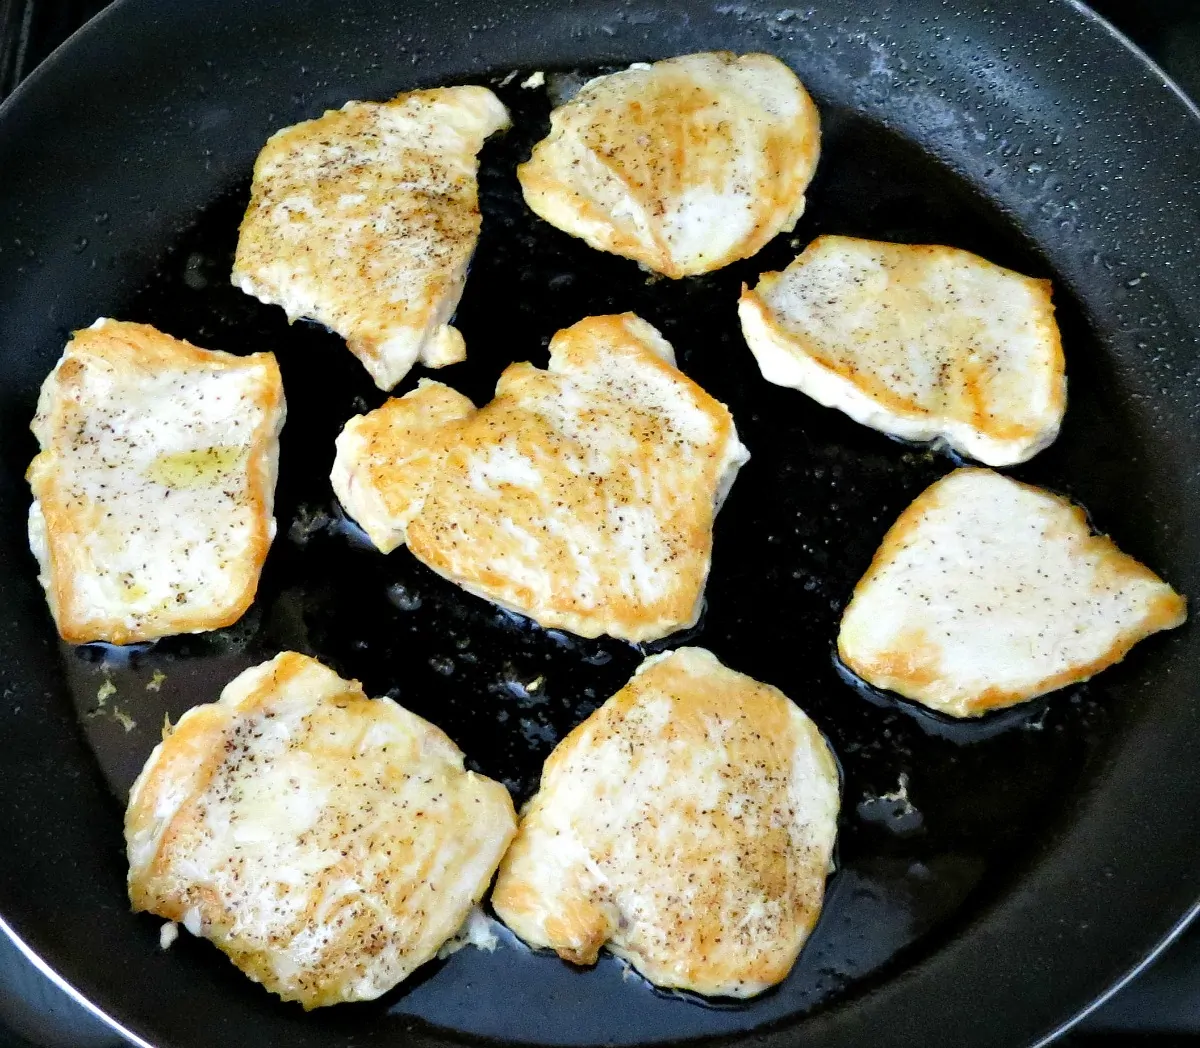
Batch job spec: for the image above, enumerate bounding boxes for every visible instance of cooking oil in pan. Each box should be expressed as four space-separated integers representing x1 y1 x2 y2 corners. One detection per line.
56 69 1140 1044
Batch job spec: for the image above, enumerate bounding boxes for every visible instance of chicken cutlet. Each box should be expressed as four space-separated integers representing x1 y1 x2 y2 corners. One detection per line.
838 468 1187 717
739 236 1066 465
491 646 840 998
125 651 517 1008
331 313 749 642
232 86 510 390
26 319 284 645
518 52 821 278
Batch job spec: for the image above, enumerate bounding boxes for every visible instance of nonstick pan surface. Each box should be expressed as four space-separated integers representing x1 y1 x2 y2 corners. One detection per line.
0 2 1199 1047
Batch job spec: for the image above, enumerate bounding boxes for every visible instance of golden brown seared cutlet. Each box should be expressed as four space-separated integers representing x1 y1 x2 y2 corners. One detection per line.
492 647 840 998
839 468 1187 716
739 236 1066 466
27 319 284 645
125 652 517 1008
232 87 509 390
331 313 749 643
519 52 820 278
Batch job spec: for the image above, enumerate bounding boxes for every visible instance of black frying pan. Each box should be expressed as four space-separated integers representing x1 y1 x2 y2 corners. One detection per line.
1 1 1199 1046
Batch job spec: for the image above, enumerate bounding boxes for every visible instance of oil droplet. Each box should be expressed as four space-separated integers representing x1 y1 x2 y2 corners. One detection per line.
429 655 455 676
183 252 209 290
387 583 423 612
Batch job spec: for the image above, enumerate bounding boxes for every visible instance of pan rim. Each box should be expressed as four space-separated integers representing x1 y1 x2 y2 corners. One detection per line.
1 1 1199 1046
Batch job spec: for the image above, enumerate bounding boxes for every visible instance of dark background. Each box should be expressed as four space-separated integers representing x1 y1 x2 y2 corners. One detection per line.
0 1 1198 1046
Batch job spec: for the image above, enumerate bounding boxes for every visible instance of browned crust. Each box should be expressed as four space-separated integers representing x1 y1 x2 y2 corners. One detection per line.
126 658 363 909
29 320 283 644
404 315 737 640
125 702 230 913
518 159 672 275
518 53 821 279
494 649 838 994
126 655 367 922
127 652 518 1008
335 380 477 551
838 468 1188 714
233 88 505 387
742 237 1067 444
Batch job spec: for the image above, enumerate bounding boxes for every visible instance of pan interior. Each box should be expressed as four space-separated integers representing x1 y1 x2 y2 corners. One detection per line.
51 70 1162 1044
